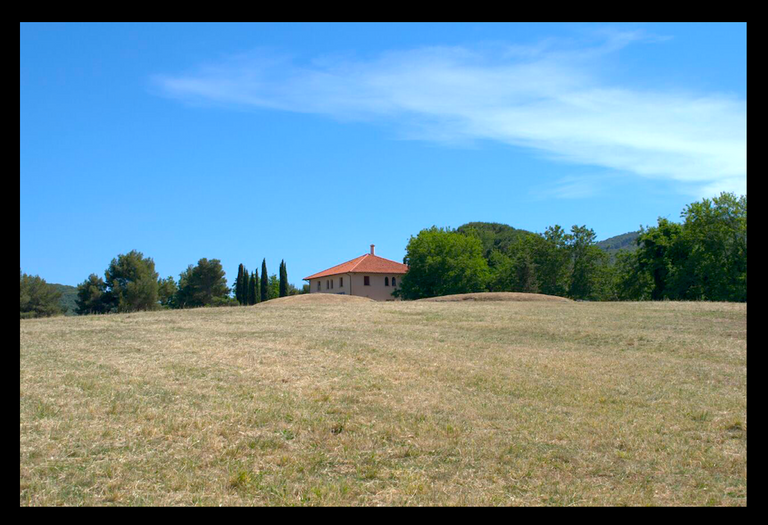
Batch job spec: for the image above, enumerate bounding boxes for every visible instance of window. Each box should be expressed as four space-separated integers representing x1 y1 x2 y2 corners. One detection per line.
326 280 329 290
392 277 397 287
384 277 389 286
340 277 343 287
331 279 333 289
317 281 321 291
364 276 370 286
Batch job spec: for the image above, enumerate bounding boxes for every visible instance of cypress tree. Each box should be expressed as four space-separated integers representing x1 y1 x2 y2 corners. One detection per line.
242 268 249 305
248 270 257 305
253 267 260 304
260 259 269 302
235 263 245 305
279 260 288 297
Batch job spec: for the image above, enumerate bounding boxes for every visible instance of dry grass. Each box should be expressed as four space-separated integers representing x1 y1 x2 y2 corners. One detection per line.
417 292 572 302
257 294 374 306
20 300 746 506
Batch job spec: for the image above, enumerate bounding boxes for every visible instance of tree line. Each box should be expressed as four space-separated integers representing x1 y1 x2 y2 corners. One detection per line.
19 192 747 318
233 259 292 306
395 192 746 302
19 254 300 318
76 254 299 315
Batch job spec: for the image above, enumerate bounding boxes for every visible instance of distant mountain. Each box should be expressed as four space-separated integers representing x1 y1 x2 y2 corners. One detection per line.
596 231 641 260
49 283 79 316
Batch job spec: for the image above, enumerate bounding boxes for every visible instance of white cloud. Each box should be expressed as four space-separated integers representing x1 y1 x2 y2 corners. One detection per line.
153 32 746 198
534 175 607 200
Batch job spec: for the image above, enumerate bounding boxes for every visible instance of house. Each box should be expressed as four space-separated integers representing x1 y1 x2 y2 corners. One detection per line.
303 245 408 301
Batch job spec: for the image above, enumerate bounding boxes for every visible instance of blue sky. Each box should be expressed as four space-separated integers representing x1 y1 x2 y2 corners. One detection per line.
20 23 746 288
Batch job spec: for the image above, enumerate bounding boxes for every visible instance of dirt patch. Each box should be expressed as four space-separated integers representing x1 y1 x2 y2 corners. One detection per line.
416 292 572 303
257 294 375 306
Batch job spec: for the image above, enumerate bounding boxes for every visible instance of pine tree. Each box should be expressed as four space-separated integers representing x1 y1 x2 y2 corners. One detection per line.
260 259 269 302
21 270 63 318
279 260 288 297
175 258 230 308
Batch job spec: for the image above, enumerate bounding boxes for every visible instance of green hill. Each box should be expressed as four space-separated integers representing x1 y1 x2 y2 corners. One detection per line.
49 283 79 316
596 231 641 260
455 222 536 258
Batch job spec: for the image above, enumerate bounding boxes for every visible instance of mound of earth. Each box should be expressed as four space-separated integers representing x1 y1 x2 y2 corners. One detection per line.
416 292 572 303
257 294 375 306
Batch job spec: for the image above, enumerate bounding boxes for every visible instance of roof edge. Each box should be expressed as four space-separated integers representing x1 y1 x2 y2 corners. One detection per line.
303 253 408 281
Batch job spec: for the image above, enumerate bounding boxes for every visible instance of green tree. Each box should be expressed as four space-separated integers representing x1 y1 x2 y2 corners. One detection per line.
487 250 516 292
274 274 283 299
680 192 746 301
515 250 540 293
157 276 178 309
103 250 160 313
20 270 63 319
530 226 571 298
487 245 539 293
260 259 269 303
235 264 246 305
634 193 746 302
613 250 653 301
279 260 288 297
242 268 250 305
75 273 110 315
636 218 685 301
567 225 608 300
248 270 258 305
396 226 490 300
175 258 230 308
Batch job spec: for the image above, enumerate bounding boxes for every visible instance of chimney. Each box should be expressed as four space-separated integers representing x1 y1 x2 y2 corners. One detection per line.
370 244 375 255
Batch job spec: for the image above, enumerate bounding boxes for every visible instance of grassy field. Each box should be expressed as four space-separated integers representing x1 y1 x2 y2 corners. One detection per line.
20 297 747 506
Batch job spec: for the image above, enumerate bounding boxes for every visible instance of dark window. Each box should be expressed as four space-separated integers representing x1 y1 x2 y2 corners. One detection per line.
340 277 343 287
385 277 389 286
326 280 329 290
331 279 333 289
317 281 321 291
364 276 370 286
392 277 397 287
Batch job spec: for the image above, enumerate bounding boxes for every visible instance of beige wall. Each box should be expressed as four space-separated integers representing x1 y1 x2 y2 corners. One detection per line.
308 273 403 301
308 274 351 296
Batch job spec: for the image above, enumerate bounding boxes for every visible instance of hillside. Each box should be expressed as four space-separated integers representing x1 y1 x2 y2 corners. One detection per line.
416 292 571 302
20 300 746 506
50 283 78 315
596 231 641 259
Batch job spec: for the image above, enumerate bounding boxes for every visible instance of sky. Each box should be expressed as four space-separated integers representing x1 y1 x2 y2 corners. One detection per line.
20 23 747 288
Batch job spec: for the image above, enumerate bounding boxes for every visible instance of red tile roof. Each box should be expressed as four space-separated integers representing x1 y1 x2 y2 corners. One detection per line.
303 253 409 280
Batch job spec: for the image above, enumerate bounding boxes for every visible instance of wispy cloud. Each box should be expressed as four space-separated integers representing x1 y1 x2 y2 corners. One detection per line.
533 173 617 201
153 31 746 198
